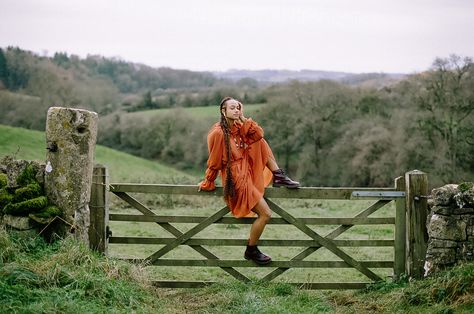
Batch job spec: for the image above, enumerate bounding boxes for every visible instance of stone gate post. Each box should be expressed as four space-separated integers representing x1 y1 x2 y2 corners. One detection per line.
44 107 98 243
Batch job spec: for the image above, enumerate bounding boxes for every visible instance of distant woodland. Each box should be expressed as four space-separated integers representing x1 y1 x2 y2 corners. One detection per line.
0 47 473 187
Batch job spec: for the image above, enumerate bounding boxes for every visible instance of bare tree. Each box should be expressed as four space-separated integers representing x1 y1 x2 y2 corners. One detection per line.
416 54 474 180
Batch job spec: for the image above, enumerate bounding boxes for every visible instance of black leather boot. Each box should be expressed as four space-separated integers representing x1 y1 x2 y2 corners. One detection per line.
272 169 300 188
244 245 272 265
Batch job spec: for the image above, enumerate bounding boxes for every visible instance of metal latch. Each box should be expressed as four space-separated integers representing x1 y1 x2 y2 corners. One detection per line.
351 191 405 199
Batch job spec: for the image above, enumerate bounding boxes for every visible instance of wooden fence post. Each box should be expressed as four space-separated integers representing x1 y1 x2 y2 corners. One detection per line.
394 176 406 280
89 164 109 254
405 170 428 279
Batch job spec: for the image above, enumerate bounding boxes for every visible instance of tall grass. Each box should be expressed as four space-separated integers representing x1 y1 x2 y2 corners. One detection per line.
326 262 474 313
2 227 473 313
0 227 165 313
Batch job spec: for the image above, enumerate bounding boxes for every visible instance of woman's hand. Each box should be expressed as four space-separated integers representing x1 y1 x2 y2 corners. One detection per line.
198 180 216 192
238 102 247 123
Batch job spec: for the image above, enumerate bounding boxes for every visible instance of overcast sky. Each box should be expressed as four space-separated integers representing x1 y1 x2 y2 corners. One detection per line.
1 0 473 73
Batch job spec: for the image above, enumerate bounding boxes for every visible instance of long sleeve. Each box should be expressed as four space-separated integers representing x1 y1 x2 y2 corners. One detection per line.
240 118 264 145
199 126 224 191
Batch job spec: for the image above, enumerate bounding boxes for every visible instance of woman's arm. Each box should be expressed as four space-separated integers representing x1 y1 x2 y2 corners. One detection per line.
199 127 224 191
238 102 264 144
239 118 264 144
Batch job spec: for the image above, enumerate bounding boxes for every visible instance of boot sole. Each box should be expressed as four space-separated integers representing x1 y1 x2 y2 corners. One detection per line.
244 255 272 265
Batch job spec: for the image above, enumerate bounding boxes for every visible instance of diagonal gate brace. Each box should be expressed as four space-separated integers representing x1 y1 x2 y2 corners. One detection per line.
263 199 390 281
144 206 229 263
113 192 250 282
266 198 382 281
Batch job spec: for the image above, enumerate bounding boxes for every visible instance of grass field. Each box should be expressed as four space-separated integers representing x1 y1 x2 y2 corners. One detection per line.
125 103 266 122
0 124 196 184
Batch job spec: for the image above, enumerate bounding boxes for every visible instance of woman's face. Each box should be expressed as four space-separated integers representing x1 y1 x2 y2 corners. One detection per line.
222 100 241 121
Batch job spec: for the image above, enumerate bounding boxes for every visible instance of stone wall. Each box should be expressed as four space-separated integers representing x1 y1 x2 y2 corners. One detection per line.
0 157 50 236
425 183 474 276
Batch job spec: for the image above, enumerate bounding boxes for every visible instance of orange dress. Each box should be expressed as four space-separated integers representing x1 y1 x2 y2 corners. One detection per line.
200 119 274 217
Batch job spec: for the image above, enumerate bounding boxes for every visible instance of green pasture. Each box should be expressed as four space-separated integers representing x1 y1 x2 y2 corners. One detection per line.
0 124 196 184
125 103 265 122
0 124 45 161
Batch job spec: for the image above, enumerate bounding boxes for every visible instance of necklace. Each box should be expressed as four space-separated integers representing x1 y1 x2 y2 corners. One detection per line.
233 136 244 149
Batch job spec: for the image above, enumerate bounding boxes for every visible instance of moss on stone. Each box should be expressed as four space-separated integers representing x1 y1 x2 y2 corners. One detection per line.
0 188 14 211
33 205 62 218
13 183 42 203
16 164 38 186
3 196 48 216
1 161 63 220
458 182 473 193
0 173 7 188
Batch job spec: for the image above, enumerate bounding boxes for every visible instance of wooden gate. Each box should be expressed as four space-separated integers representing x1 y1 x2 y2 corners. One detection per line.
89 166 429 289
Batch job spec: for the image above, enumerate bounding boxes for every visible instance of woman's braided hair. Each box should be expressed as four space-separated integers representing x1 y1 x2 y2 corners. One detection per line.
219 96 236 202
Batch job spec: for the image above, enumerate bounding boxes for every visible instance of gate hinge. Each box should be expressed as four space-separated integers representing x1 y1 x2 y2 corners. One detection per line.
106 225 112 239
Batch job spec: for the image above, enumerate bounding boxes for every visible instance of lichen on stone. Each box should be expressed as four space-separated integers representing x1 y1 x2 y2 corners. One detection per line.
453 182 474 208
431 184 459 207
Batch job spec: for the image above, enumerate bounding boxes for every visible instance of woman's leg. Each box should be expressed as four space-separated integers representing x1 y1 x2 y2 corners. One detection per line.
260 140 299 188
266 155 300 189
245 197 272 264
266 157 279 172
248 198 272 245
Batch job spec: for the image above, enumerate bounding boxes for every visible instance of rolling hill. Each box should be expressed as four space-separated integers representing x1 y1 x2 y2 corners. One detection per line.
0 124 197 183
213 69 406 85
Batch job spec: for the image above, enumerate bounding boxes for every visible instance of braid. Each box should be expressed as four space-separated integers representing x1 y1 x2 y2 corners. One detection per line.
219 97 236 201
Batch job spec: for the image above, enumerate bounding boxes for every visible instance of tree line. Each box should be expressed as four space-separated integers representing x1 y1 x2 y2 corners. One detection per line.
0 47 265 123
1 47 472 187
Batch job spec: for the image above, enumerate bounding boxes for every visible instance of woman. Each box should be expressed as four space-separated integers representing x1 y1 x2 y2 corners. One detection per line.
198 97 299 264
